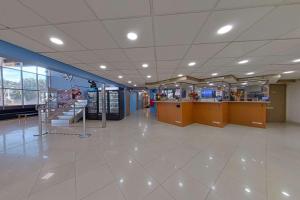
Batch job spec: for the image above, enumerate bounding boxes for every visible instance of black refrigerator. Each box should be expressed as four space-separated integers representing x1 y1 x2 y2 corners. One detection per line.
98 88 124 120
87 88 99 120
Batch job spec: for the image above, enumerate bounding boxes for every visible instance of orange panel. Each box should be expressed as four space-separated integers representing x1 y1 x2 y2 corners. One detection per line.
228 102 267 128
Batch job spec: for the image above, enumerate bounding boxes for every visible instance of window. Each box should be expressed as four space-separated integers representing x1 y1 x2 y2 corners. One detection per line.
0 67 2 88
22 66 37 73
38 75 47 91
0 90 3 107
3 68 22 89
38 67 47 75
39 91 48 104
24 90 38 105
3 89 22 106
23 72 37 90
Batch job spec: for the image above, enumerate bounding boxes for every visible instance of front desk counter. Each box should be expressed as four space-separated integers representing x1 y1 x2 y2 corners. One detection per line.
156 101 267 128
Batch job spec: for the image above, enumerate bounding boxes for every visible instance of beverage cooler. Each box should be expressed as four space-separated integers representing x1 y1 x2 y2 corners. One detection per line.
87 87 99 120
98 87 124 120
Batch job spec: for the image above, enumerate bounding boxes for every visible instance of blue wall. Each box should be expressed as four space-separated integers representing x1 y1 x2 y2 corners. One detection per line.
0 40 125 88
130 92 137 113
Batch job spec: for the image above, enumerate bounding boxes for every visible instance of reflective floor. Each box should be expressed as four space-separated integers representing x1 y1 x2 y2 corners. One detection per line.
0 109 300 200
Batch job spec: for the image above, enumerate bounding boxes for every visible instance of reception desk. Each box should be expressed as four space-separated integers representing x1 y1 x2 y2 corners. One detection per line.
156 101 267 128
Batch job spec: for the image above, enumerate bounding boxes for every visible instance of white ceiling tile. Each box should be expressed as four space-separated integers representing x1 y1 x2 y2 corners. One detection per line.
158 73 172 81
0 29 53 52
247 39 300 56
157 60 180 70
124 47 155 61
196 7 273 43
56 21 117 50
22 0 95 23
202 57 236 68
16 25 85 51
238 5 300 41
0 24 7 29
185 43 227 59
119 69 140 76
86 0 150 19
180 59 207 69
138 68 156 76
215 41 268 58
216 0 283 9
0 0 47 28
107 62 136 70
63 51 104 63
42 52 82 64
154 13 209 46
103 17 153 48
153 0 218 15
156 45 189 61
281 27 300 39
93 49 129 62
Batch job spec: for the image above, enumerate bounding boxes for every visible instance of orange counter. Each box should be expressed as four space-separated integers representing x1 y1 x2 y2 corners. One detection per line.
156 101 267 128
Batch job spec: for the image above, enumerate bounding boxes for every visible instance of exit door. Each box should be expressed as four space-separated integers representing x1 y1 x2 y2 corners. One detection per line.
267 84 286 122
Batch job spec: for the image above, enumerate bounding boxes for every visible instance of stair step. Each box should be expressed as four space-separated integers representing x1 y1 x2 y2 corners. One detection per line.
51 119 71 126
57 115 73 120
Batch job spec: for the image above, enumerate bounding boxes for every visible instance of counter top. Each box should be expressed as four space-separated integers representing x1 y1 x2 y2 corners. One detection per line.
155 101 269 104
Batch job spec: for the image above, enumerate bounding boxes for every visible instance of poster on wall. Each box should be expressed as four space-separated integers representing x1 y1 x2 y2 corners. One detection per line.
57 90 72 105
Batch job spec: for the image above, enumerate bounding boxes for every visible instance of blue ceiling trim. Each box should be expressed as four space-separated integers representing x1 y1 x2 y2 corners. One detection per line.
0 40 126 88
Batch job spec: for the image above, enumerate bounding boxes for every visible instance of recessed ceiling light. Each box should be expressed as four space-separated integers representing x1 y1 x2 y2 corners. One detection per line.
238 59 249 64
134 84 137 87
99 65 107 69
246 72 255 75
217 24 233 35
142 63 149 68
281 191 290 197
49 37 64 45
188 62 196 66
128 81 132 84
292 58 300 63
147 75 151 78
241 82 248 85
178 74 183 77
211 73 218 76
283 71 295 74
175 84 179 87
209 83 214 86
127 32 138 41
118 75 123 79
244 187 251 193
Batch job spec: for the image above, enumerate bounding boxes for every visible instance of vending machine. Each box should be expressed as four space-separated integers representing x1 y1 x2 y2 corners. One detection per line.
87 87 98 119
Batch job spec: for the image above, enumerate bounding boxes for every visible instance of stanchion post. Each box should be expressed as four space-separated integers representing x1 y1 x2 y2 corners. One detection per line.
79 106 91 138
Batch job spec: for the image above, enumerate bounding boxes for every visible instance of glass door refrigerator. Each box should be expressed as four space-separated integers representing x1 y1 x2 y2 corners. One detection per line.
107 88 124 120
87 87 99 119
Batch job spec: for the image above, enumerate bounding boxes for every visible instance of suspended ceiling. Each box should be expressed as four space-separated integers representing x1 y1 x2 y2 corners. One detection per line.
1 0 300 87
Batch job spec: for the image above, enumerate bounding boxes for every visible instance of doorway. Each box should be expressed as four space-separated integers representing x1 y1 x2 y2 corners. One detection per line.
267 84 286 122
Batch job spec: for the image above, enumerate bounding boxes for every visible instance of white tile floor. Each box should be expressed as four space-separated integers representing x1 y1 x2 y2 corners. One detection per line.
0 109 300 200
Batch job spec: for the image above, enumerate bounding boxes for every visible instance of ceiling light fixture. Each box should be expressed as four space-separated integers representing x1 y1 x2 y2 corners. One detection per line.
178 74 183 77
281 191 290 197
211 73 218 76
244 187 251 193
209 83 214 86
127 32 138 41
283 71 295 74
118 75 123 79
246 72 255 75
49 37 64 45
142 63 149 68
128 81 132 84
99 65 107 69
147 75 151 78
241 82 248 85
217 24 233 35
134 84 137 87
188 62 196 66
292 58 300 63
238 59 249 64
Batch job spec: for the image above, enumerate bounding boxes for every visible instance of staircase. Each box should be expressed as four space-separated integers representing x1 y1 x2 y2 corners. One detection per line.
50 100 87 126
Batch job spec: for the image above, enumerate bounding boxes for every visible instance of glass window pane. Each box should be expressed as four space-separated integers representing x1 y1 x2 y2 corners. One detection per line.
2 62 22 70
22 65 37 73
23 72 37 90
24 90 38 105
37 67 47 75
0 89 3 107
4 89 22 106
0 67 2 88
38 75 47 91
39 91 48 104
3 68 22 89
